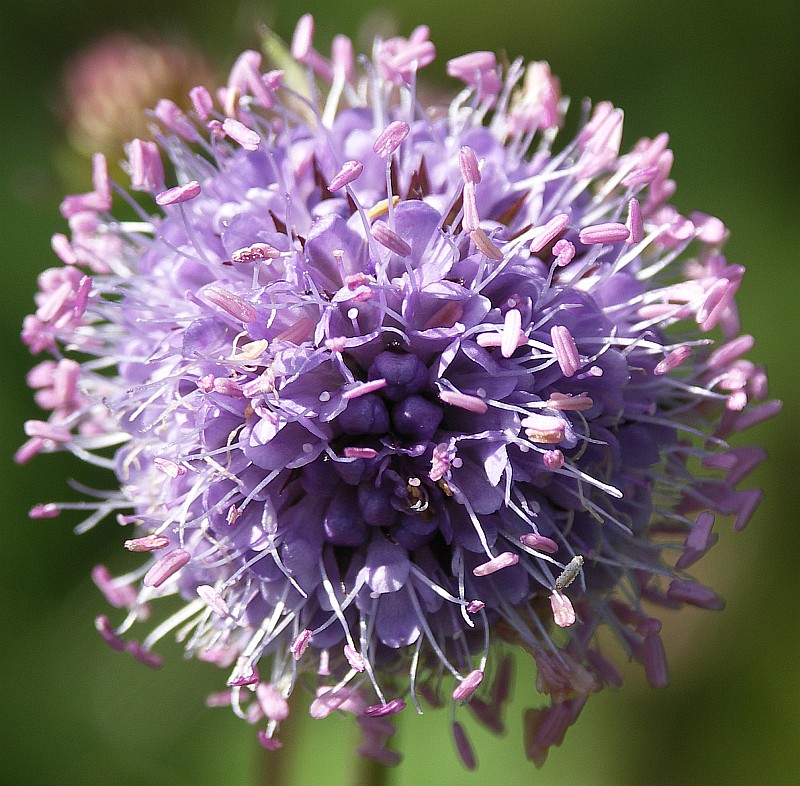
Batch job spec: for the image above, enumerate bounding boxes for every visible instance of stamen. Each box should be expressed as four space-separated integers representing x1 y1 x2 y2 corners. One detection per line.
439 390 488 414
547 392 593 411
155 181 201 207
91 564 136 608
378 30 436 84
124 534 170 552
204 286 258 323
529 213 569 253
90 152 111 204
521 413 565 443
143 548 191 588
549 591 576 627
228 668 259 688
519 533 559 553
128 139 165 192
257 683 290 721
258 732 283 751
554 555 584 591
328 160 364 192
290 629 312 660
550 325 581 377
73 275 92 319
364 698 406 717
472 551 519 577
707 334 754 370
343 447 378 459
453 721 478 770
733 487 763 532
691 211 728 244
205 690 233 708
213 378 244 397
197 585 231 617
51 233 77 265
458 146 481 184
452 668 484 701
622 165 658 187
423 301 463 330
470 228 504 261
702 447 766 486
501 308 523 358
274 317 315 344
627 197 643 244
153 99 198 141
344 644 367 672
552 239 575 266
371 222 412 257
654 346 692 375
697 278 736 331
231 243 281 263
476 330 526 351
222 117 261 150
153 457 186 478
543 449 564 470
366 196 400 220
95 614 125 651
24 420 72 443
189 85 214 119
126 641 164 669
291 13 315 61
343 379 387 399
332 34 354 82
576 366 603 379
666 580 724 610
309 686 360 718
643 634 669 688
676 512 717 570
462 181 480 233
578 222 630 245
373 121 410 158
231 339 269 363
226 50 274 112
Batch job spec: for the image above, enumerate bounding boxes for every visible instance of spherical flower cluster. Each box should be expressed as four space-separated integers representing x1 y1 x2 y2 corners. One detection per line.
19 15 779 767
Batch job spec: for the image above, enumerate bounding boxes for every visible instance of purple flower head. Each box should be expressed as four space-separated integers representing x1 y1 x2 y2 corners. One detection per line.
19 15 779 766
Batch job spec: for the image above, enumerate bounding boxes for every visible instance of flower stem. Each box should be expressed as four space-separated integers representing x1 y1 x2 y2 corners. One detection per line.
354 757 390 786
255 705 301 786
256 741 289 786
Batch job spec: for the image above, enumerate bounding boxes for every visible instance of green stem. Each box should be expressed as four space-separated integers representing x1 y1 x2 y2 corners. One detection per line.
256 739 289 786
255 704 300 786
254 707 393 786
353 756 390 786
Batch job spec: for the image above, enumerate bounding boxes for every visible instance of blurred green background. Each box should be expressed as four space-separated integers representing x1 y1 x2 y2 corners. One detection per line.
1 1 797 784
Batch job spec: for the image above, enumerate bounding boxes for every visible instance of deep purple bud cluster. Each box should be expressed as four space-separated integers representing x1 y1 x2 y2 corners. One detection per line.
19 14 778 767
